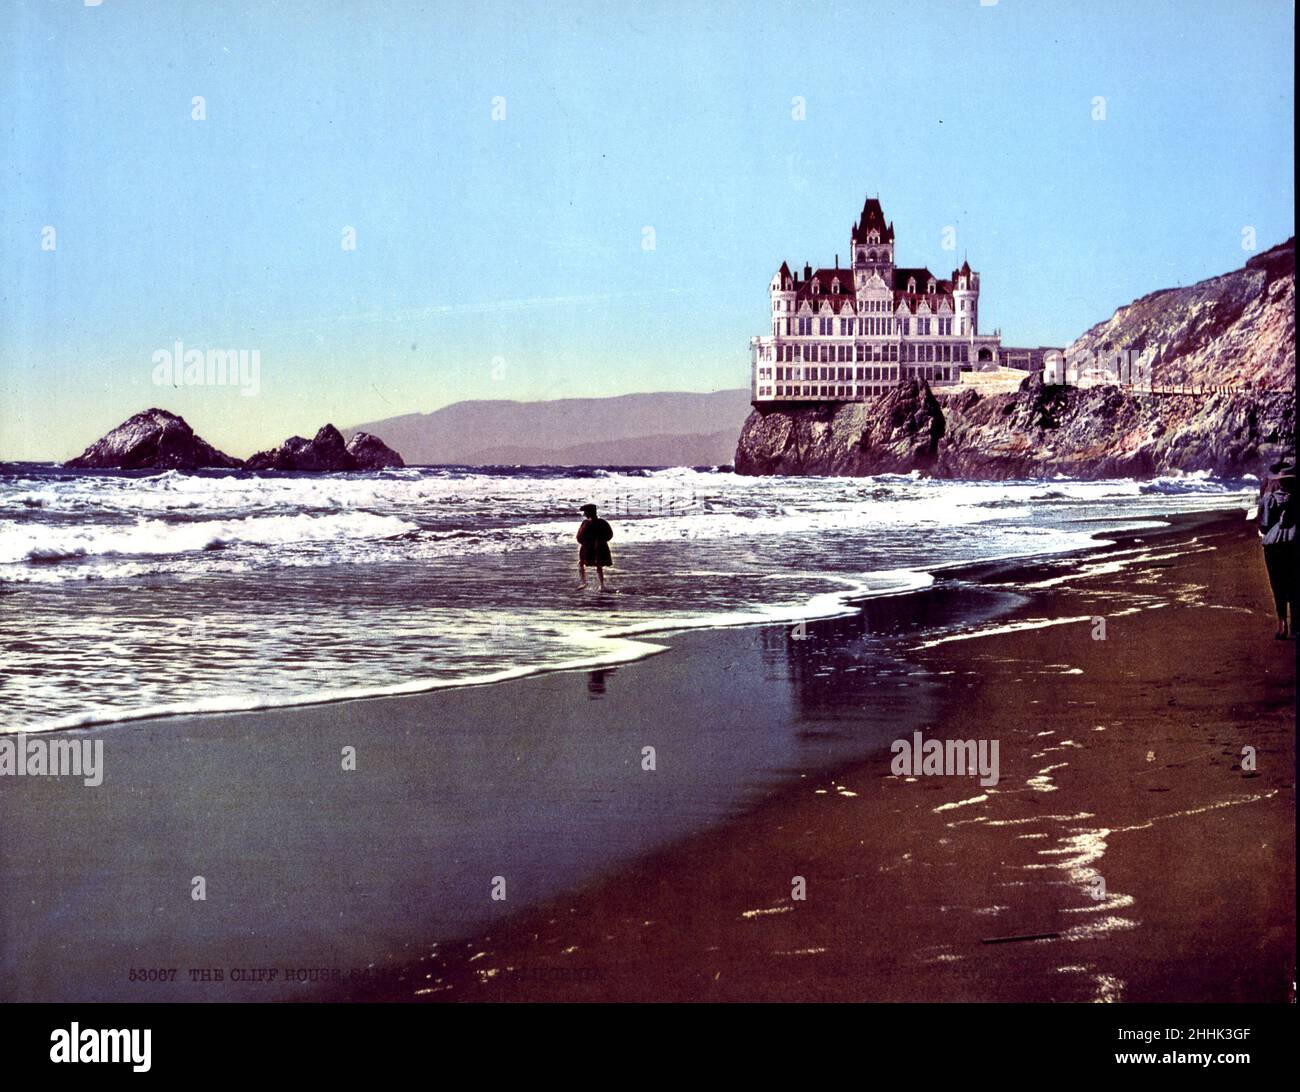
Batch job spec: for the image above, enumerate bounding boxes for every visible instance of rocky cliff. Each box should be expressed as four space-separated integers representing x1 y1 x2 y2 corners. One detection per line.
736 239 1295 479
735 380 945 476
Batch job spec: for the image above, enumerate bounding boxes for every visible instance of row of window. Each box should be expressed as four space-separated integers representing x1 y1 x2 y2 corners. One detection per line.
777 317 965 337
757 342 973 365
755 385 902 398
754 364 956 388
772 296 974 314
800 276 938 296
753 369 956 400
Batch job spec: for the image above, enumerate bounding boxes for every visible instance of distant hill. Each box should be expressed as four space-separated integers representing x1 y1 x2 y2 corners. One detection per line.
347 390 751 466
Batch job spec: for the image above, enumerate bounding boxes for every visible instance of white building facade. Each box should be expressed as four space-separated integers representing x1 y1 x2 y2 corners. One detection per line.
750 196 1003 403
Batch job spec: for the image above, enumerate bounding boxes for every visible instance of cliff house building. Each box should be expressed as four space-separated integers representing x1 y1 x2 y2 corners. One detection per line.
750 195 1006 404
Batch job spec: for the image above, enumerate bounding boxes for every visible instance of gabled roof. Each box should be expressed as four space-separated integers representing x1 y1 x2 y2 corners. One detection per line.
893 291 956 315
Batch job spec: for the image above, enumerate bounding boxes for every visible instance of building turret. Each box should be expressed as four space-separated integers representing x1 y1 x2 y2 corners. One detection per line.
852 196 894 290
952 259 980 337
769 261 796 336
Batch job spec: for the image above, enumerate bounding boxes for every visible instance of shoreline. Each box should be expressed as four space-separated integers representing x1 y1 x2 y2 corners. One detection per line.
1 507 1291 1003
337 509 1295 1003
4 506 1240 738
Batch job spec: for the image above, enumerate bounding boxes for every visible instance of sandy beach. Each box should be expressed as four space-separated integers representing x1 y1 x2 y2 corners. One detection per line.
347 510 1295 1003
1 510 1292 1004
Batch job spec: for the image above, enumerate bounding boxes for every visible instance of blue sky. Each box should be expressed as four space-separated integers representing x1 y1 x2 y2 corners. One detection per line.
1 0 1293 460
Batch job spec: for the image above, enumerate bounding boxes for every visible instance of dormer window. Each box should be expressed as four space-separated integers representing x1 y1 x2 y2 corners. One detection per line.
868 231 879 243
907 278 916 293
811 280 819 294
927 279 936 294
831 279 840 294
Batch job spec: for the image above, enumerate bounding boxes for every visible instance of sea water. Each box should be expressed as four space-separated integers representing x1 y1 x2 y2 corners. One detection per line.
0 462 1252 734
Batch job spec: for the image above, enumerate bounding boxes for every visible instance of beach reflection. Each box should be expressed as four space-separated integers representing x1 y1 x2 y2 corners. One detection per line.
0 586 1022 1002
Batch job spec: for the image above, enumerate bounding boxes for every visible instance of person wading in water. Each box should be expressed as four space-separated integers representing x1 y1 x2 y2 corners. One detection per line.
576 503 614 590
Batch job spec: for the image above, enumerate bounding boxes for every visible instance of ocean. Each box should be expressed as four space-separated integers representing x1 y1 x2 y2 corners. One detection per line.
0 463 1254 735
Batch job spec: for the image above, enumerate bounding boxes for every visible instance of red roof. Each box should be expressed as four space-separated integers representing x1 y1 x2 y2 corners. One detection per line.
787 265 958 315
793 267 858 310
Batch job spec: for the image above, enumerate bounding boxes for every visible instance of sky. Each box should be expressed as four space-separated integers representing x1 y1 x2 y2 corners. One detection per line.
0 0 1294 461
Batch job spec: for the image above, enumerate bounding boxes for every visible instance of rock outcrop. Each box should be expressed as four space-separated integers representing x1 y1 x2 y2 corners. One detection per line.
65 415 407 472
736 239 1295 479
64 408 241 470
736 380 943 475
344 431 405 469
245 424 357 471
244 424 407 471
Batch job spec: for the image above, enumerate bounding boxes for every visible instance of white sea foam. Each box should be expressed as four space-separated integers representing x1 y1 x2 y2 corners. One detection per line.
0 511 418 566
0 464 1253 733
4 633 674 736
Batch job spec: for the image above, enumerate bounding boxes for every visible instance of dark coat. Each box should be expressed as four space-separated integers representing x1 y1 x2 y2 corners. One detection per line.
576 518 614 566
1259 480 1297 546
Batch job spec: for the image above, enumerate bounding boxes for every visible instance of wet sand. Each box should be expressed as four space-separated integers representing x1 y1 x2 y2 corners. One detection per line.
347 513 1296 1002
2 512 1292 1003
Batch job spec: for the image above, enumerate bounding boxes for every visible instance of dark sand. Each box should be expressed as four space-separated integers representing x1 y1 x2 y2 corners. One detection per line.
2 512 1292 1003
346 513 1295 1002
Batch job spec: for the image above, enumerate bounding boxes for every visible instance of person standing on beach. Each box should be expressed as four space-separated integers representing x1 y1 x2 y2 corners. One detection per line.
576 503 614 590
1257 459 1297 639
